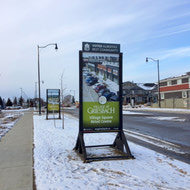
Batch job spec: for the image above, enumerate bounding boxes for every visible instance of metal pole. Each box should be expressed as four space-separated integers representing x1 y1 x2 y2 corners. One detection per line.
37 43 58 115
37 45 41 115
157 60 161 108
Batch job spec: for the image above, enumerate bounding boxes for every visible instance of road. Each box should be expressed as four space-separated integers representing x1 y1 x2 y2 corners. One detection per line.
83 77 99 102
123 110 190 147
63 107 190 164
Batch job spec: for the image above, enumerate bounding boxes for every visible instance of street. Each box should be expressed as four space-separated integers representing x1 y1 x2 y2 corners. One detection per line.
63 107 190 164
123 110 190 147
83 77 99 102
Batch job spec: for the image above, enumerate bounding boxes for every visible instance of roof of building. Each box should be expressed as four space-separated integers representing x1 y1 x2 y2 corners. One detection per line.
123 81 157 91
137 83 157 91
161 72 190 81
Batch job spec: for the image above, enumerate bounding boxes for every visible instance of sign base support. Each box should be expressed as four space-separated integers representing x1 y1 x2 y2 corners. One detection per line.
74 130 134 163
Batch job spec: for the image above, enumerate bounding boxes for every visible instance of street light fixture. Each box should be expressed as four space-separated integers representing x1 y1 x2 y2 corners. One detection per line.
37 43 58 115
146 57 161 108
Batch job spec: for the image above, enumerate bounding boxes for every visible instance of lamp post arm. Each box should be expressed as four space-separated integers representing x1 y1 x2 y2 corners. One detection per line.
38 43 57 49
146 57 158 63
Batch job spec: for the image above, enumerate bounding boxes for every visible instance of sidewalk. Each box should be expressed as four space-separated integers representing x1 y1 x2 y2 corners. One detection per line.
0 110 33 190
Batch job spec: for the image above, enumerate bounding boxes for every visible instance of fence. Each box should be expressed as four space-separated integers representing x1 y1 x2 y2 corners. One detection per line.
152 98 190 109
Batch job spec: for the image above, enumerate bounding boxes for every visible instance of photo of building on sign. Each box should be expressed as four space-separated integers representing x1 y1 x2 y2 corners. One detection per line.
82 52 119 103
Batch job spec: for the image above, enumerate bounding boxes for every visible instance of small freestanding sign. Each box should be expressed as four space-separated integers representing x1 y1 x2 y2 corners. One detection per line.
74 42 134 162
46 89 61 120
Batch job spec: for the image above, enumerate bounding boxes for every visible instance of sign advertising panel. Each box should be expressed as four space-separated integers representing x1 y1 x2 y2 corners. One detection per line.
46 89 61 119
80 42 122 132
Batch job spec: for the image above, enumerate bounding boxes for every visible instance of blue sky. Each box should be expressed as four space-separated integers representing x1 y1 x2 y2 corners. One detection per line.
0 0 190 100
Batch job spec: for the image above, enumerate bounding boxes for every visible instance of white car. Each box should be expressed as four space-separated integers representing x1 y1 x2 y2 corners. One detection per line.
92 83 101 90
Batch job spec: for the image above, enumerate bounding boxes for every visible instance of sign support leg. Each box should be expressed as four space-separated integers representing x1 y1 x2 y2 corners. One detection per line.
74 132 87 161
113 130 134 157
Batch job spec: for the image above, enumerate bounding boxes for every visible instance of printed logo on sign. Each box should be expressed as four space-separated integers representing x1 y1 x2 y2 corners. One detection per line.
99 96 107 105
87 105 115 114
84 43 90 51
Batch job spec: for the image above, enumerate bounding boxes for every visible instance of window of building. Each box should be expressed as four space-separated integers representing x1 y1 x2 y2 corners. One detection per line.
171 80 177 85
160 82 167 87
138 97 142 102
182 78 188 83
165 91 182 99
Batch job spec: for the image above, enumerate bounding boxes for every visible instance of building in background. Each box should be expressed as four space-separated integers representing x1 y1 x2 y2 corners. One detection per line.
122 81 157 106
159 72 190 108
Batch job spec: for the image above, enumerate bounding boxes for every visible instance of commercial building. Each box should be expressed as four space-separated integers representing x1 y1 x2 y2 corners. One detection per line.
159 72 190 108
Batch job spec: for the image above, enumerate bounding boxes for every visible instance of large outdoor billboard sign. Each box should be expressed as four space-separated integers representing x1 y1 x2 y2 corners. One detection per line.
75 42 134 162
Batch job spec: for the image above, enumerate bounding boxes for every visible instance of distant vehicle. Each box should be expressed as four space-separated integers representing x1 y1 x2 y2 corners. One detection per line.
103 92 116 101
110 95 119 101
95 85 106 93
98 89 110 96
87 78 98 86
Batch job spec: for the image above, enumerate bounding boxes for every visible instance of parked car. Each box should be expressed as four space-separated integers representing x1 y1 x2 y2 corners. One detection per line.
103 92 116 101
92 83 102 90
98 89 110 96
110 95 119 101
95 85 106 93
85 76 94 83
87 78 98 86
84 73 92 79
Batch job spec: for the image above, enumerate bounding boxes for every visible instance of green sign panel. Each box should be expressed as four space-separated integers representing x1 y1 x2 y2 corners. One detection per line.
83 102 119 129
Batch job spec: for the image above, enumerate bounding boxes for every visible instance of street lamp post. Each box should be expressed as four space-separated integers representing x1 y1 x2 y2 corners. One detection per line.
146 57 161 108
37 43 58 115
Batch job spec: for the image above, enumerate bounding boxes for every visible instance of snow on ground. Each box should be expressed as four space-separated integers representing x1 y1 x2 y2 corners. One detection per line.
123 111 148 115
2 108 30 112
148 116 186 122
123 105 190 113
0 110 23 140
33 114 190 190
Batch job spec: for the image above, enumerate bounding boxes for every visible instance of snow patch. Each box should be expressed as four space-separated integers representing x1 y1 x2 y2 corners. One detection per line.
33 114 190 190
148 116 186 122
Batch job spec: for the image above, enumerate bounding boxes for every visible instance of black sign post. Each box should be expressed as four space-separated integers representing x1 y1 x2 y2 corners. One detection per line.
74 42 134 162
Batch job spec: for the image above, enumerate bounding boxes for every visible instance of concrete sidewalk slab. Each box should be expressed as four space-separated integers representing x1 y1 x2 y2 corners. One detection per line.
0 111 33 190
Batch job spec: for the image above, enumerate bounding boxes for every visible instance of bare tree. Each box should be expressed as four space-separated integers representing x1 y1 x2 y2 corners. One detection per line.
60 71 66 106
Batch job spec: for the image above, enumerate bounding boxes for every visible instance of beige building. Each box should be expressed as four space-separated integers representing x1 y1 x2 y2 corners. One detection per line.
156 72 190 108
